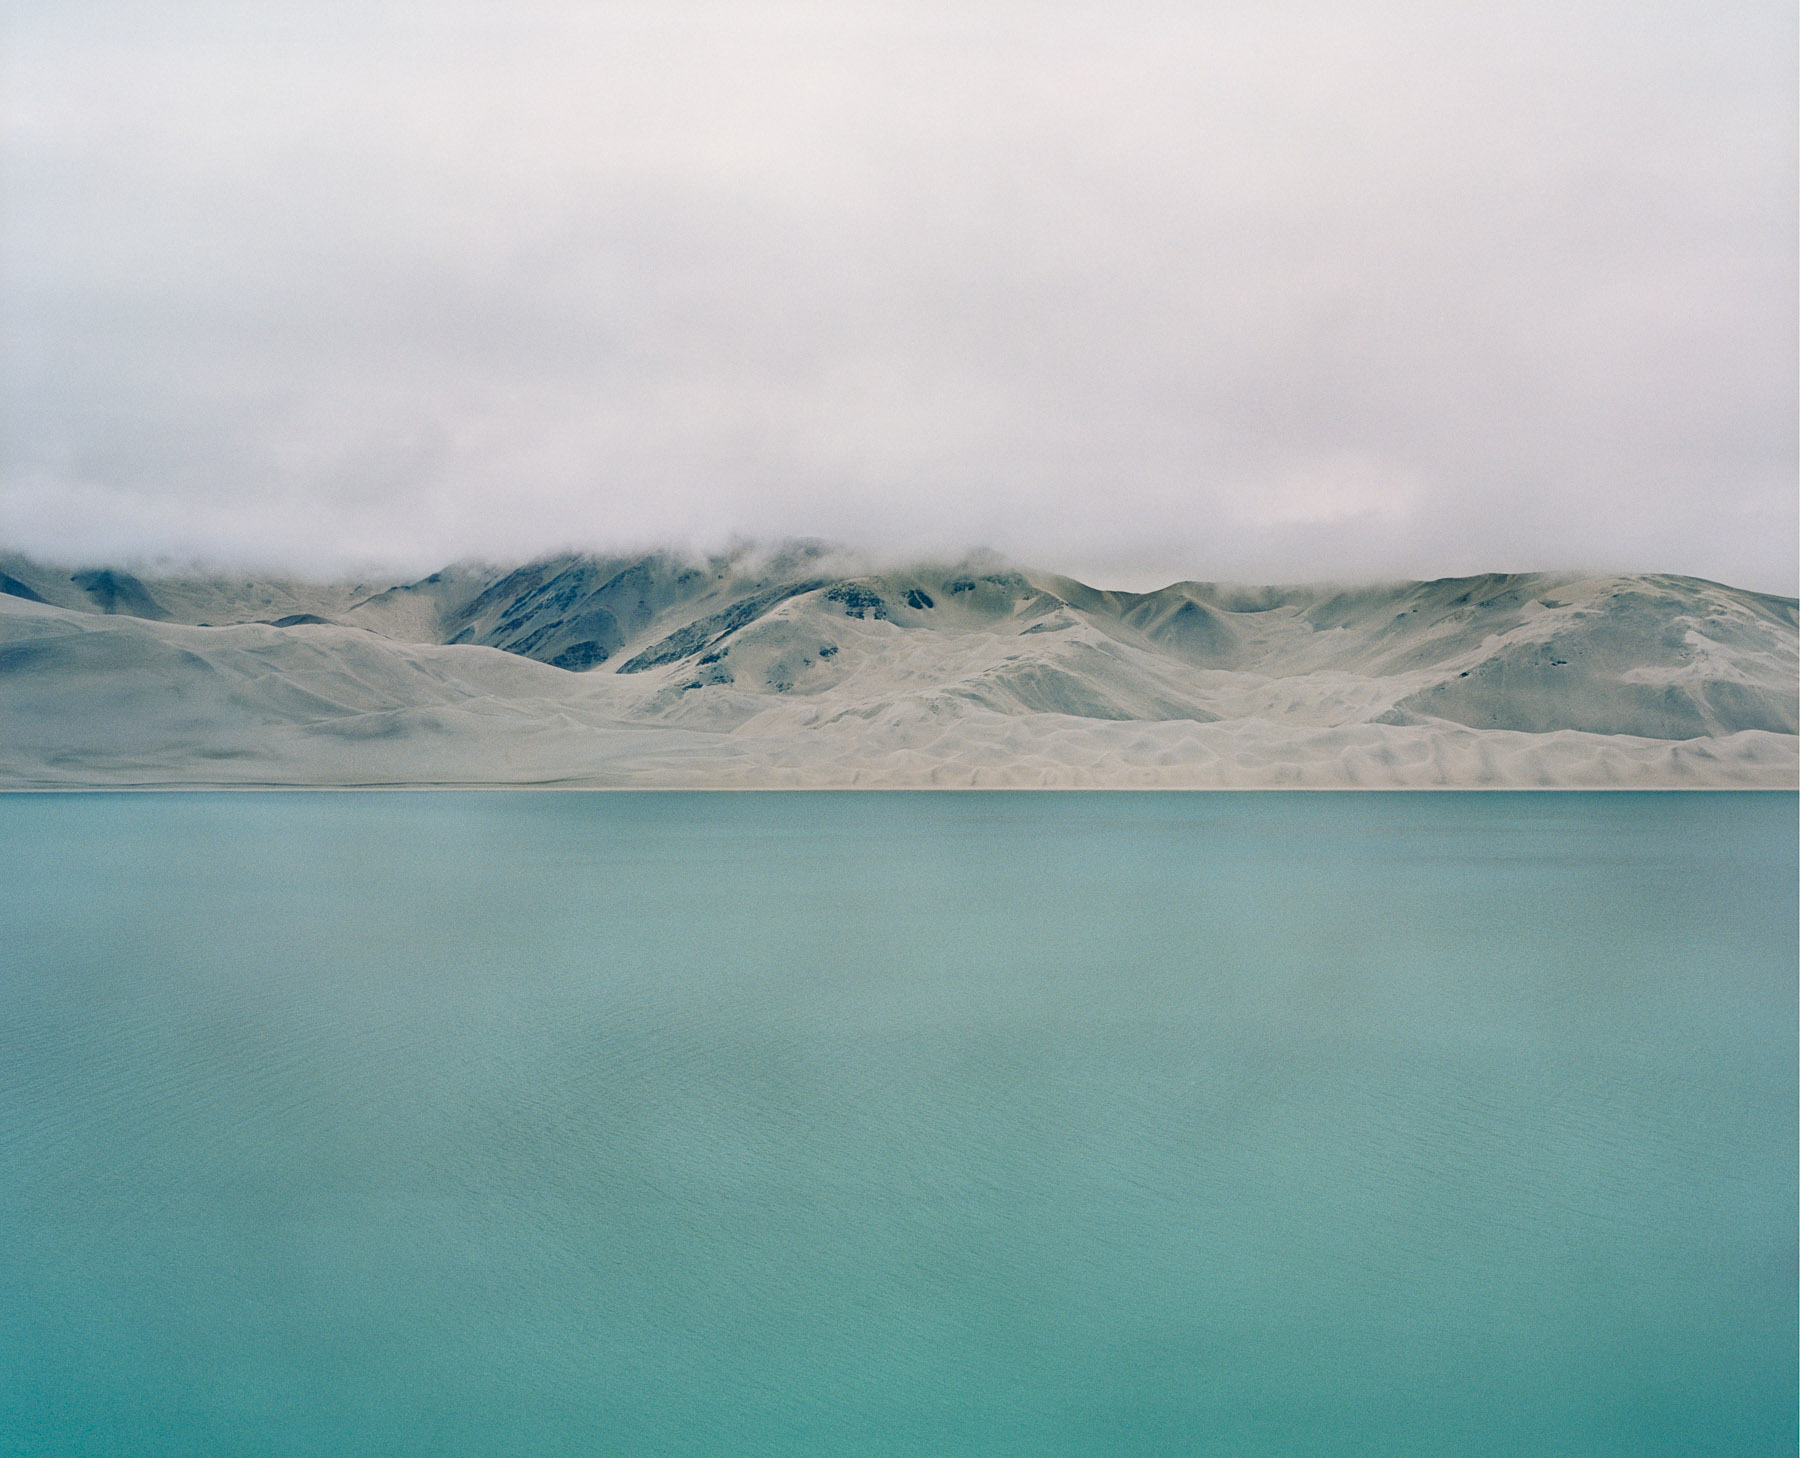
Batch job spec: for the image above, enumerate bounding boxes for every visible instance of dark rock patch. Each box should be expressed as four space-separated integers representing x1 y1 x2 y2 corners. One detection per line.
549 641 610 671
824 583 888 620
70 569 168 620
0 573 48 603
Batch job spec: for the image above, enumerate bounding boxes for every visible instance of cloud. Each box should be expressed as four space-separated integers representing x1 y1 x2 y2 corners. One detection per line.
3 1 1794 590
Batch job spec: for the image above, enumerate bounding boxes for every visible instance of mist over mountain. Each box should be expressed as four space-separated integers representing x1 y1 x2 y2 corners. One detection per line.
2 544 1794 788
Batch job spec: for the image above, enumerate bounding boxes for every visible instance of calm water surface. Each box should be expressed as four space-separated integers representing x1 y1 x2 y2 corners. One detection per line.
1 792 1794 1457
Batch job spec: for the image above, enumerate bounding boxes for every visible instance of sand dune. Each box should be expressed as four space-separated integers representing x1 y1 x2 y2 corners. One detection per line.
2 548 1794 787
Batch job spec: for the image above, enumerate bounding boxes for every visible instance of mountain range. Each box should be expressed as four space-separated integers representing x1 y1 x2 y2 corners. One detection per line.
2 544 1794 787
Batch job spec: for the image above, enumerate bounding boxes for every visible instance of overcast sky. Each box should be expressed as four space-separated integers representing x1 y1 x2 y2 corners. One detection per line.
3 2 1794 591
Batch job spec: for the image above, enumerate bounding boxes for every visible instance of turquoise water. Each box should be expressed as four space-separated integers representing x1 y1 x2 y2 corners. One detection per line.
0 792 1793 1457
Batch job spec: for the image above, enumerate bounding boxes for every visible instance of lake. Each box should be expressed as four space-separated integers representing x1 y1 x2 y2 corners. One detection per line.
1 792 1794 1456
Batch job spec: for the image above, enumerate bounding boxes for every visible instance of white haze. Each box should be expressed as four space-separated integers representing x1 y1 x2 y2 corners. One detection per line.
2 2 1795 593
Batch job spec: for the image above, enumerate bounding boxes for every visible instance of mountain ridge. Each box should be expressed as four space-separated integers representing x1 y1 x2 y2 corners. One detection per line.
2 546 1794 787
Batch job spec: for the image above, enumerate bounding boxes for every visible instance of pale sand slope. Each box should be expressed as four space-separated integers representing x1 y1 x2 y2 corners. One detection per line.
1 553 1794 787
